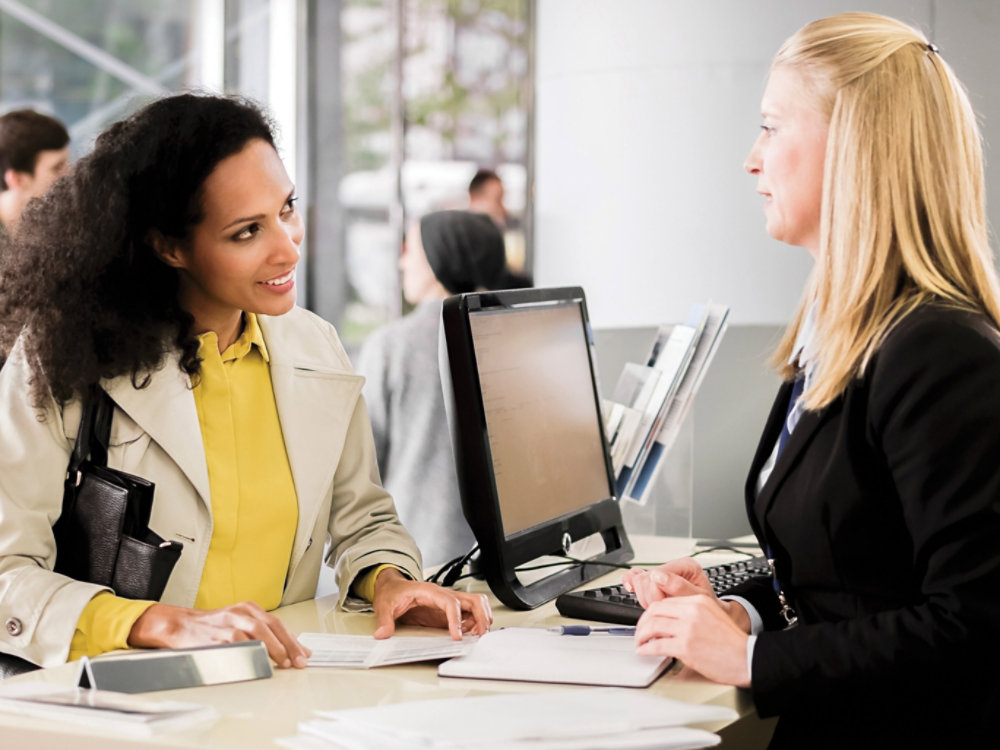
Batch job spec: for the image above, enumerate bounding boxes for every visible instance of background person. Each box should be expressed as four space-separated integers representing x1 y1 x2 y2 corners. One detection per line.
622 13 1000 748
468 168 532 289
468 168 507 229
0 109 70 234
0 94 491 671
355 210 505 567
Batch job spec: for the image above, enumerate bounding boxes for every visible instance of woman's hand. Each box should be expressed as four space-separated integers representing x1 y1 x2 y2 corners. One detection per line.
371 568 493 640
622 557 752 632
128 601 311 669
622 557 716 608
635 594 751 687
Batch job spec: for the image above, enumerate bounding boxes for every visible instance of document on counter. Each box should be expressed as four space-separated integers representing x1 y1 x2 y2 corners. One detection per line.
277 688 736 750
298 633 472 668
437 627 672 687
0 681 218 737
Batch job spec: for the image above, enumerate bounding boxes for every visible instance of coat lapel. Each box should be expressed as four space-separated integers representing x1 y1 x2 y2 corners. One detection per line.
102 359 211 507
752 384 830 521
104 313 365 577
259 315 365 566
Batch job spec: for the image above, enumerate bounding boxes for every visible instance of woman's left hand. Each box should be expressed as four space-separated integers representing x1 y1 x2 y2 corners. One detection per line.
371 568 493 640
634 594 751 687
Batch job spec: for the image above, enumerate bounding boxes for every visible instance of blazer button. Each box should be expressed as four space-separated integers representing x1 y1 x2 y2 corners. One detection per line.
5 617 23 637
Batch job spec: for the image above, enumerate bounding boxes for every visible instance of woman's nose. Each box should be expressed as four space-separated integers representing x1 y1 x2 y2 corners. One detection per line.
744 135 763 175
277 219 303 262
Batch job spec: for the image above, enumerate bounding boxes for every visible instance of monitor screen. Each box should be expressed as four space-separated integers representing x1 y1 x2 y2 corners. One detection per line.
468 302 613 537
442 286 632 610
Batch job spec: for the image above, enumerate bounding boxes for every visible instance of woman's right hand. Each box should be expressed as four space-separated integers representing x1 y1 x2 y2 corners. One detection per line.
128 601 311 669
622 556 716 608
622 557 752 633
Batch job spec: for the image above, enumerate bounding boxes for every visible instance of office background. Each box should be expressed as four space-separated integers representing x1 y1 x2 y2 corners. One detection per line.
3 0 998 540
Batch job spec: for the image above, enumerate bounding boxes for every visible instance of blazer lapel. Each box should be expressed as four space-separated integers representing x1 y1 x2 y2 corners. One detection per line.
753 388 830 520
746 381 794 491
102 360 211 507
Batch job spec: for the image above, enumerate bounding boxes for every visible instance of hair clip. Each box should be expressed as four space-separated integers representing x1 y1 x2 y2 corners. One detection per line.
926 42 939 54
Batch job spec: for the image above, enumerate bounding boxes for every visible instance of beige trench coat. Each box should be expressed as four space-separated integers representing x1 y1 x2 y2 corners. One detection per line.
0 307 422 667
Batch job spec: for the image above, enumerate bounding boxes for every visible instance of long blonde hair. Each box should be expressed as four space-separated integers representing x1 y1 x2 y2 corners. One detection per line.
770 12 1000 409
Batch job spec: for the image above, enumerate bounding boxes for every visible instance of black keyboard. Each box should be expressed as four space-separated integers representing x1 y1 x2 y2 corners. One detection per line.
554 555 771 625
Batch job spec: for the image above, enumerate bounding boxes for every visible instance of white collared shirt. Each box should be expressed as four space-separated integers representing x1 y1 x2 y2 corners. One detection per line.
755 302 818 495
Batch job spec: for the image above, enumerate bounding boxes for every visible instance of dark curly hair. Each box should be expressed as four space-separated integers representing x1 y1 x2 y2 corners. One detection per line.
0 93 276 406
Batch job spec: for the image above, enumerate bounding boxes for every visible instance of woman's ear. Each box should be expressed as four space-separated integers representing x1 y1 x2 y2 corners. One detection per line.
147 229 187 270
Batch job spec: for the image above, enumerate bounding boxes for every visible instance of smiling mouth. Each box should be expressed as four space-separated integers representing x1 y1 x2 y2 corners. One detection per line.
261 270 295 286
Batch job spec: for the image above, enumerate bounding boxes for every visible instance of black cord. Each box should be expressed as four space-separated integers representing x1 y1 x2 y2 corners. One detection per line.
440 555 666 587
427 543 480 586
690 546 757 559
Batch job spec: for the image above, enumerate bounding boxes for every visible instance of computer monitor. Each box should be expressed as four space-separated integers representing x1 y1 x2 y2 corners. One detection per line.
442 286 632 609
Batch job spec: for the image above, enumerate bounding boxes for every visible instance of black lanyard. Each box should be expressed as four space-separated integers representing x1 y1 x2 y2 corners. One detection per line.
763 374 804 628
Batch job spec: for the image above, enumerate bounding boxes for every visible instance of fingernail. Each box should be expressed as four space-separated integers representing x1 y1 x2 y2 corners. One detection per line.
294 655 308 669
652 571 668 584
281 658 291 669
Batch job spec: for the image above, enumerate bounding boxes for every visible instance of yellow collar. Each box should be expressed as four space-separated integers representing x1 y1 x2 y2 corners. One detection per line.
197 313 270 363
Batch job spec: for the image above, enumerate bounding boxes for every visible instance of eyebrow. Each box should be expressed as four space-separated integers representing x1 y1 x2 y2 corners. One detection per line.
220 188 296 231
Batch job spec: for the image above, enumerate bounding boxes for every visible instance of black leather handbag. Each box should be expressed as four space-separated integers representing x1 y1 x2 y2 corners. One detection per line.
53 386 183 599
2 388 183 679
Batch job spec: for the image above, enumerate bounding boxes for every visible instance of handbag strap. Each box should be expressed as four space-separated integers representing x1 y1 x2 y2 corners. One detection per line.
66 385 113 478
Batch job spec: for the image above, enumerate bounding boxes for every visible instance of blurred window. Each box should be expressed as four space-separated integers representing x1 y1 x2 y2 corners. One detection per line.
320 0 532 347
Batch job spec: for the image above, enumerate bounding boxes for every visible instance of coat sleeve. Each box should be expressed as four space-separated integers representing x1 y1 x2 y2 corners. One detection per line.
0 342 110 667
750 313 1000 716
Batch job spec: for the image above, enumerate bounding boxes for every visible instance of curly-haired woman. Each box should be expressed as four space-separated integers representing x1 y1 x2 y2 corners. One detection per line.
0 93 491 671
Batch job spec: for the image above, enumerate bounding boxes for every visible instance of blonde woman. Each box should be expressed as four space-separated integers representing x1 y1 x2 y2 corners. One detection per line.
623 13 1000 748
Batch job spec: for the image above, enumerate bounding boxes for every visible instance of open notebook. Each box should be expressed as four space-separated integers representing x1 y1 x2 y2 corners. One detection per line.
438 627 672 688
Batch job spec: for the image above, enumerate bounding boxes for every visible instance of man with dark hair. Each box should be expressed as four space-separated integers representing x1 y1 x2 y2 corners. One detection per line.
467 167 533 288
0 109 70 232
468 168 506 228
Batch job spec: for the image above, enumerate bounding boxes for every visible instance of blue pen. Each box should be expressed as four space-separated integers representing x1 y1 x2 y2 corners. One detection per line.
547 625 636 636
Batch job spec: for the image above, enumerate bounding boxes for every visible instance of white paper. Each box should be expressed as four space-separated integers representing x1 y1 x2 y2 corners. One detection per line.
477 726 721 750
294 722 720 750
302 688 735 749
298 633 471 668
0 681 217 736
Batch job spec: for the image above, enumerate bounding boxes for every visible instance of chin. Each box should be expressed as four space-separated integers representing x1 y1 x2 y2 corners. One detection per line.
255 295 298 318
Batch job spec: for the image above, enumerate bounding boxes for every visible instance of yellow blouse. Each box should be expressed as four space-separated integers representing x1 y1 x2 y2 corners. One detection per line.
69 314 298 659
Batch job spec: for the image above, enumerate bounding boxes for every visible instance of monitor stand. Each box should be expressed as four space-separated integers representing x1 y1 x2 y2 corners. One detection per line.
479 500 633 611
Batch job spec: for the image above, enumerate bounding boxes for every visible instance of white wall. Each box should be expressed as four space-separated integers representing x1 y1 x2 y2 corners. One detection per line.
535 0 1000 538
535 0 1000 328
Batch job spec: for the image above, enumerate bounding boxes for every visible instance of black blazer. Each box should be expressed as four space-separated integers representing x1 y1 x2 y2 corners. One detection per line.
729 305 1000 749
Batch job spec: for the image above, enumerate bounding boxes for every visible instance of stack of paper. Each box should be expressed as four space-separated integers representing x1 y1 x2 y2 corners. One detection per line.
0 682 218 737
605 303 729 504
277 688 737 750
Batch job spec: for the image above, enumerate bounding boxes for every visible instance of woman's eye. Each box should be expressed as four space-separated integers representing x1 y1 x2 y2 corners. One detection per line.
760 124 775 135
282 196 299 217
233 223 260 241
